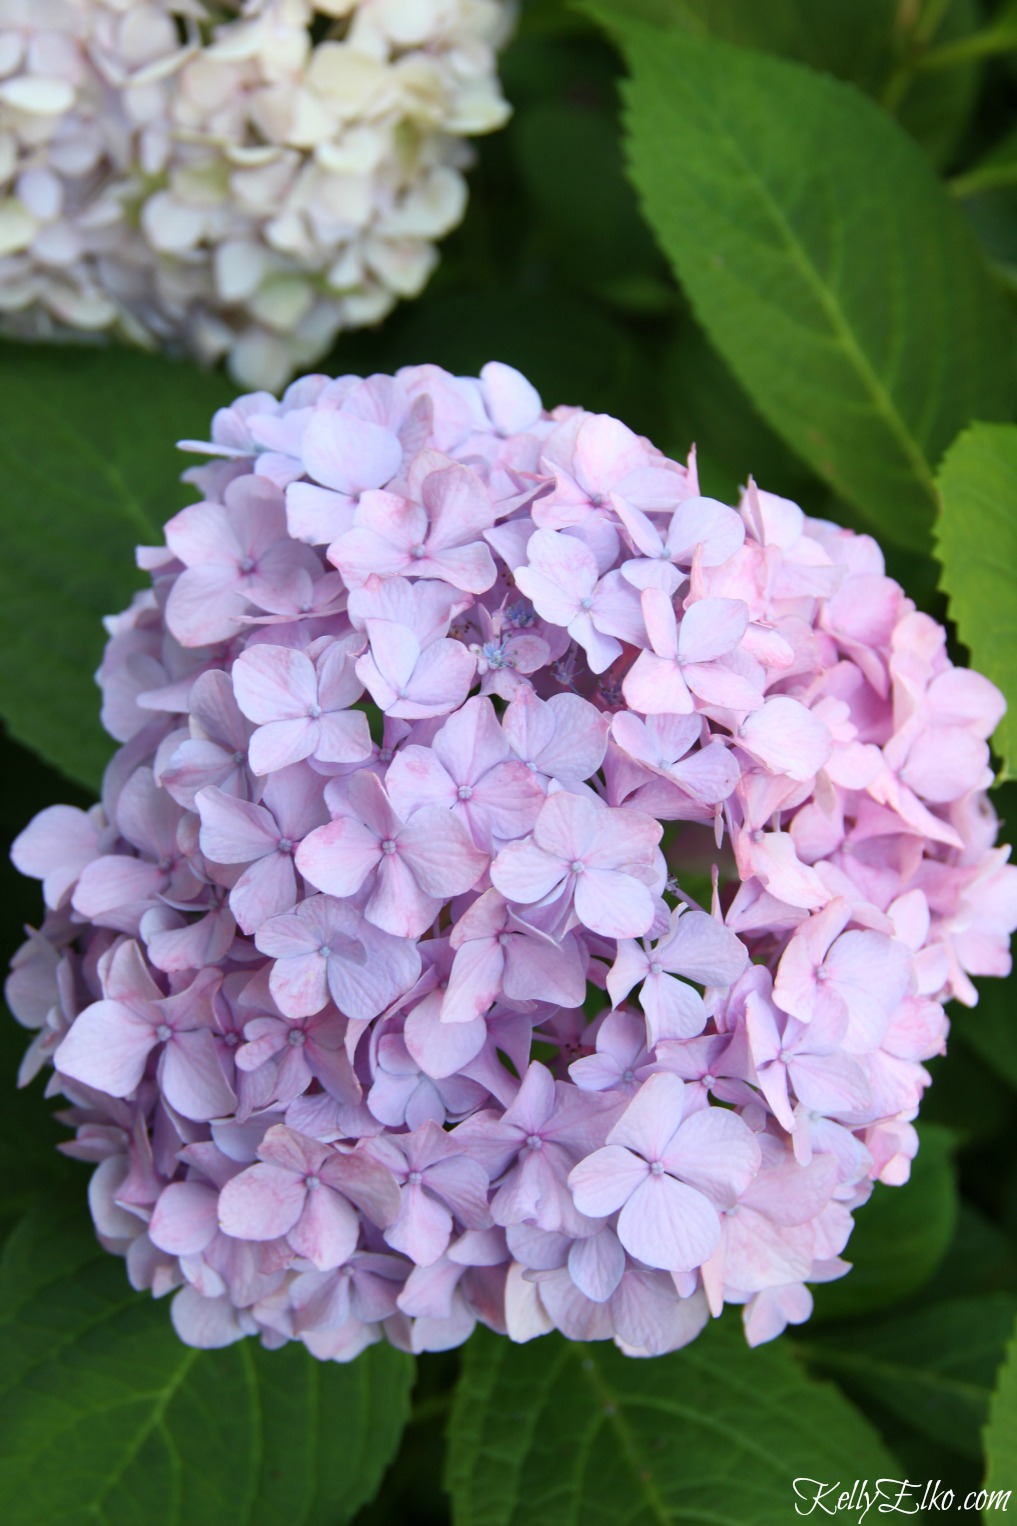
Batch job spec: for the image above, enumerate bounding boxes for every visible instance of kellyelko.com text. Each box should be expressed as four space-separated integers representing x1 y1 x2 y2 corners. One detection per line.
793 1479 1011 1519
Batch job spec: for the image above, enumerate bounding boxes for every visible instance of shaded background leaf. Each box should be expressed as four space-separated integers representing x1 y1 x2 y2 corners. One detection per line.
0 343 234 792
935 422 1017 777
586 14 1015 550
0 1201 414 1526
446 1321 902 1526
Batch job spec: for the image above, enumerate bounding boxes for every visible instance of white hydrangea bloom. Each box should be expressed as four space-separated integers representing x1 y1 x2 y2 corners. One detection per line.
0 0 511 387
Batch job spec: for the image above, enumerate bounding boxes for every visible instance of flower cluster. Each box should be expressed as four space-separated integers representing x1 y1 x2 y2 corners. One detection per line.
0 0 510 388
9 360 1016 1361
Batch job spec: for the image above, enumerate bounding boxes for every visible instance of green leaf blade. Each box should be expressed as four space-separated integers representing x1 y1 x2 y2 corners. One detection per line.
984 1316 1017 1514
446 1320 902 1526
0 1203 414 1526
594 18 1016 549
0 343 235 792
934 422 1017 779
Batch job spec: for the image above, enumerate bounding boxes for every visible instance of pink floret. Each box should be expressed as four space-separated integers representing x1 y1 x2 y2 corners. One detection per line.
9 360 1015 1361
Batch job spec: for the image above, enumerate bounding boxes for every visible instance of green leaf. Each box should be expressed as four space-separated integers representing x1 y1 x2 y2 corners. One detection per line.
446 1319 901 1526
588 16 1015 550
0 342 235 792
0 1201 414 1526
799 1295 1017 1458
811 1125 958 1321
583 0 984 167
984 1315 1017 1513
951 975 1017 1095
934 422 1017 778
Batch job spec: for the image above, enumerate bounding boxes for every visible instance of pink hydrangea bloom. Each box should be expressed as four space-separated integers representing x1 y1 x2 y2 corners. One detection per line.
10 360 1016 1365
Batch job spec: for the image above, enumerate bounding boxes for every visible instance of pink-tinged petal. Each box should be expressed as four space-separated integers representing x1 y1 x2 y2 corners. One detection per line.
826 931 911 1051
196 789 276 864
662 1109 760 1206
149 1181 218 1256
232 645 317 724
515 529 594 625
502 932 587 1008
248 718 317 777
900 727 989 803
623 651 694 716
641 586 679 658
641 973 706 1043
574 869 654 938
429 543 497 594
666 496 745 566
678 597 749 663
357 621 419 708
218 1161 306 1239
289 1185 359 1269
229 852 298 934
617 1174 719 1271
748 832 830 911
171 1288 247 1349
286 482 356 545
606 940 648 1009
322 1151 401 1226
302 410 402 495
72 857 166 920
161 1029 237 1121
166 564 247 645
328 931 420 1021
568 1144 647 1217
739 697 832 782
270 951 329 1019
385 1184 453 1265
296 816 381 897
568 1227 626 1302
315 710 372 764
441 939 505 1024
385 745 456 817
683 661 764 712
659 909 748 986
11 805 98 908
490 838 564 905
424 1156 492 1227
399 639 477 719
406 1002 487 1077
608 1073 687 1160
399 809 489 897
791 1052 871 1116
365 852 441 939
54 1001 155 1097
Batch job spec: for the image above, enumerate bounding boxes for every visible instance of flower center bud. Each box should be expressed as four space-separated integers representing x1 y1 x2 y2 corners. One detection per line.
525 1134 543 1151
381 839 397 855
457 784 473 801
155 1023 172 1042
319 944 332 959
702 1073 716 1090
649 1160 666 1176
622 1069 635 1084
570 859 585 875
649 961 662 975
305 1175 320 1190
277 837 293 853
411 544 426 560
233 750 246 765
238 556 255 574
816 964 831 983
580 596 594 611
408 1170 423 1186
498 932 511 947
288 1030 306 1047
308 704 322 719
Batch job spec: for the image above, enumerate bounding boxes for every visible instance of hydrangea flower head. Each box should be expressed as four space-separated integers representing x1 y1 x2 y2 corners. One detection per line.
0 0 511 388
9 359 1016 1361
